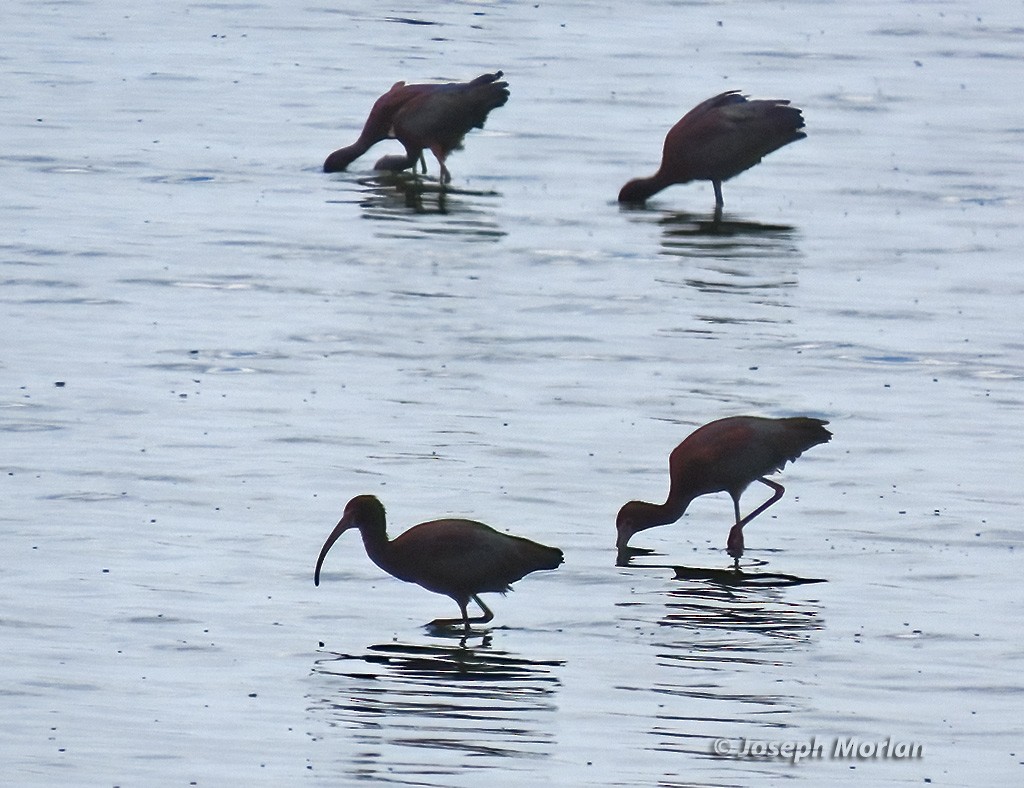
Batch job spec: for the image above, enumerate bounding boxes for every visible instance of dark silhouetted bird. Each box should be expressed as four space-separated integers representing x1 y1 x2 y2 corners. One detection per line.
323 71 509 184
315 495 562 634
618 91 806 216
616 416 831 566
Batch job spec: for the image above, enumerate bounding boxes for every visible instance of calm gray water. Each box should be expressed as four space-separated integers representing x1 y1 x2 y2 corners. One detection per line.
3 1 1022 785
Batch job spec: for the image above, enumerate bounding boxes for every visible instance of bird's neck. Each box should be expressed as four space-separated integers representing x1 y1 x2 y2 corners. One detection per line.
356 524 392 570
323 142 369 173
650 493 691 527
629 495 691 533
628 171 679 202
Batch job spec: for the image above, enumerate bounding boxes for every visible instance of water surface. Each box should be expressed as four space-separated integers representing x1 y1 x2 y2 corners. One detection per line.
3 0 1023 785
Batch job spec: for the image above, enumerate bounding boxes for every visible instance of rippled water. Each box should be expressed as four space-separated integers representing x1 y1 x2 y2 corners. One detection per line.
3 0 1023 785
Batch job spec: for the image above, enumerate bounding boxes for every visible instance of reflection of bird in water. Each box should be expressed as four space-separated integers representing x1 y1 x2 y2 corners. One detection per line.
311 642 561 766
320 641 564 683
616 416 831 567
661 583 824 642
657 211 796 240
323 71 509 184
355 172 505 229
618 91 806 218
315 495 563 634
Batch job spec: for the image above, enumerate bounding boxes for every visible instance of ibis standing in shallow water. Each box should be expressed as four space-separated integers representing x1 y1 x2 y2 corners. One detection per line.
315 495 563 634
617 91 806 217
616 416 831 566
322 71 509 184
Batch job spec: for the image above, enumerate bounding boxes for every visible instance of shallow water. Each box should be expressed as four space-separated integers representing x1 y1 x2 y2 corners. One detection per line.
3 0 1023 785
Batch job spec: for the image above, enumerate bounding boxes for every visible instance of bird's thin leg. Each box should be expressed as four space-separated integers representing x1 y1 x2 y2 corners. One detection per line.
468 595 494 625
429 596 493 634
428 599 471 632
739 478 786 527
727 495 745 564
712 182 724 223
727 478 786 565
429 145 451 185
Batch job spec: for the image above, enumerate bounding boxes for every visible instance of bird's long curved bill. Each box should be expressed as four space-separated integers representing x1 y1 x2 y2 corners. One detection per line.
314 517 350 586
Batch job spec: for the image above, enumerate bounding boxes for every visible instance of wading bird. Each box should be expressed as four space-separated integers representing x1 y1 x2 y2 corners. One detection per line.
617 91 806 217
323 71 509 184
616 416 831 566
315 494 562 634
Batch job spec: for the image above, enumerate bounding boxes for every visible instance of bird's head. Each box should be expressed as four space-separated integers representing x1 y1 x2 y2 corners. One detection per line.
615 498 685 559
617 179 650 204
615 500 648 551
323 145 364 173
314 495 385 586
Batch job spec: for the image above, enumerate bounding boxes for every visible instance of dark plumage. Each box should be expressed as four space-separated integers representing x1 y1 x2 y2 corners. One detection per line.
315 495 562 634
616 416 831 566
618 91 806 214
323 71 509 183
